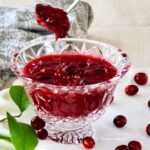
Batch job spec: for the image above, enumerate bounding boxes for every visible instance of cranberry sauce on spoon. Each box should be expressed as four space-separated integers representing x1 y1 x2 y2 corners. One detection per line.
35 4 70 40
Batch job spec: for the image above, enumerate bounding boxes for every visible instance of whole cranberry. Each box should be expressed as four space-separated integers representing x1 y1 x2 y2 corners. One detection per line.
31 116 45 130
115 145 129 150
113 115 127 128
37 129 48 140
134 72 148 85
82 137 95 149
128 141 142 150
125 85 139 96
147 100 150 108
146 124 150 136
66 65 78 75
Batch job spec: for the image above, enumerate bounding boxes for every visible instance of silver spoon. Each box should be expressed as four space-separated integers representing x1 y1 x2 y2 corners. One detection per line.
66 0 80 13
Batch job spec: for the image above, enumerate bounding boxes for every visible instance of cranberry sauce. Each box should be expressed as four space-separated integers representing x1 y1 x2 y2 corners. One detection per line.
24 54 117 85
35 4 70 40
23 54 117 118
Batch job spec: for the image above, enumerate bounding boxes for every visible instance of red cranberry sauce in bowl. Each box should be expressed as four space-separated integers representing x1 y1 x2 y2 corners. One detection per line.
11 38 130 119
23 54 118 118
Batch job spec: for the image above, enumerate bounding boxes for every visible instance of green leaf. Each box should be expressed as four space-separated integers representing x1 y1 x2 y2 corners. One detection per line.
0 134 11 142
9 85 30 112
7 112 38 150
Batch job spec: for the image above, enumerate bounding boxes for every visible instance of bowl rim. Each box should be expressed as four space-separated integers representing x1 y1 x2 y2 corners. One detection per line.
11 37 131 88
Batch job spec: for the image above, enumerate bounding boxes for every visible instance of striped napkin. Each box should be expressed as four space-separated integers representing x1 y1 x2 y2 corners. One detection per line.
0 0 93 89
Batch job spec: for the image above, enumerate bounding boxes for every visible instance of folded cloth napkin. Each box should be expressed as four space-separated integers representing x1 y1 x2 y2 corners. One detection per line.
0 0 93 89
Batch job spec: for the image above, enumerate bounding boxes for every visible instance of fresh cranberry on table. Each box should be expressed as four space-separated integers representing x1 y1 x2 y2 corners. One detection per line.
31 116 45 130
37 128 48 140
128 141 142 150
82 137 95 149
147 100 150 108
146 124 150 136
113 115 127 128
115 145 129 150
125 85 139 96
134 72 148 85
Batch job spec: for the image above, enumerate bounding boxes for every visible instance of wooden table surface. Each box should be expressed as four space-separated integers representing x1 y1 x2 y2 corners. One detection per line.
0 0 150 68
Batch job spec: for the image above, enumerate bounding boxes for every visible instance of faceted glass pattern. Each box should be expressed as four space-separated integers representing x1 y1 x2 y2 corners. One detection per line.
11 37 130 144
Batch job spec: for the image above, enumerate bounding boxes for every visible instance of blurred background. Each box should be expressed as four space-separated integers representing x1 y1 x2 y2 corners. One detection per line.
0 0 150 68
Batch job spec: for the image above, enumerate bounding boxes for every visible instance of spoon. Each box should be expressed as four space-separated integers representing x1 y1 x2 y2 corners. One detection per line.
66 0 80 13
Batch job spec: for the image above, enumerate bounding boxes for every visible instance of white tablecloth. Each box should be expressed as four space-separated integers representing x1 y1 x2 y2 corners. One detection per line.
0 68 150 150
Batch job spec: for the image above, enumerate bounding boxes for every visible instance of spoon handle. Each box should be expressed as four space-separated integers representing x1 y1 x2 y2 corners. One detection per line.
66 0 80 13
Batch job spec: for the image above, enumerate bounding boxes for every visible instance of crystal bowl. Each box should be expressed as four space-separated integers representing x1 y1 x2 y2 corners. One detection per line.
11 37 131 144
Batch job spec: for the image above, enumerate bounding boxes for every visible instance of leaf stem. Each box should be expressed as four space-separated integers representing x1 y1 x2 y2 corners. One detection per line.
0 113 22 123
0 134 11 142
